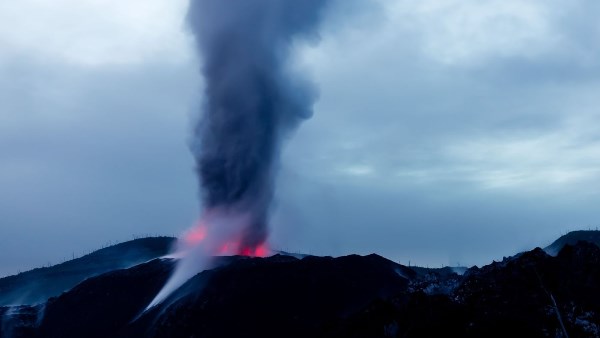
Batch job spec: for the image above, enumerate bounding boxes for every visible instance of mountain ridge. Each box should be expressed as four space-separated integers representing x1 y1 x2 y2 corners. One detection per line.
1 231 599 337
545 230 600 256
0 237 175 306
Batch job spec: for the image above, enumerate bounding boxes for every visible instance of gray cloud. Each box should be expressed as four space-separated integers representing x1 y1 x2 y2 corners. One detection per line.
0 55 199 275
273 0 600 265
2 0 600 275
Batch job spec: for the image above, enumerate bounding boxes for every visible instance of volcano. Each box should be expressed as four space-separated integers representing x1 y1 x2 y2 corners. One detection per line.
1 231 599 337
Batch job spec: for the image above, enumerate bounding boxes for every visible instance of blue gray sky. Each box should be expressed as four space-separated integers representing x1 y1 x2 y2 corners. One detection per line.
1 0 600 276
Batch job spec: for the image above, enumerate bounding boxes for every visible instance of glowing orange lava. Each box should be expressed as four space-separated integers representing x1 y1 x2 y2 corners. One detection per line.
216 240 270 257
237 243 269 257
182 220 270 258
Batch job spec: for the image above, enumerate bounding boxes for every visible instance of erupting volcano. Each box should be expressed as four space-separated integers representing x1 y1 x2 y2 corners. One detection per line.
180 215 270 258
149 0 330 307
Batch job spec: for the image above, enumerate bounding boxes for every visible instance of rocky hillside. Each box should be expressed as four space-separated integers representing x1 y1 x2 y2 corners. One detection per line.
1 233 599 337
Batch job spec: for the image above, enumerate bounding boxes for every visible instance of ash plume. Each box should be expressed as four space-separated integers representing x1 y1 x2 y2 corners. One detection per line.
189 0 329 248
148 0 329 308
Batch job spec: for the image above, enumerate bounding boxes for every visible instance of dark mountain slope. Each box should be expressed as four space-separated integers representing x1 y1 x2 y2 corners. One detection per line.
326 243 600 337
545 230 600 255
37 258 175 338
1 234 599 337
0 237 175 306
136 254 413 338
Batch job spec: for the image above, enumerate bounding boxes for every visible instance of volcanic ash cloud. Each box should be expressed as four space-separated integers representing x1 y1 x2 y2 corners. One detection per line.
148 0 329 308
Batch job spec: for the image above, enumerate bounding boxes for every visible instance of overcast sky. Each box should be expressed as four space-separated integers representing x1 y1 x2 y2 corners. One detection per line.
1 0 600 276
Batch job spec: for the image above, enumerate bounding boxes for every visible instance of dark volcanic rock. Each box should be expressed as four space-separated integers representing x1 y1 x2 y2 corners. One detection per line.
326 244 600 338
0 304 44 338
36 258 175 338
135 254 411 338
1 240 599 337
455 244 600 337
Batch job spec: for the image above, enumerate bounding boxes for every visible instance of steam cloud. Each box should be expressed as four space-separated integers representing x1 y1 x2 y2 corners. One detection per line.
148 0 329 307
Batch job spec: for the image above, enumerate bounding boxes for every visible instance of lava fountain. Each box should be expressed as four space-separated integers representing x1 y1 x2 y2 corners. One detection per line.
148 0 329 308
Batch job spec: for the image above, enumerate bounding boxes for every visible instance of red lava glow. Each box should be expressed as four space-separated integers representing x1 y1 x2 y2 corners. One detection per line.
183 224 207 244
217 240 270 257
238 243 269 257
183 220 270 258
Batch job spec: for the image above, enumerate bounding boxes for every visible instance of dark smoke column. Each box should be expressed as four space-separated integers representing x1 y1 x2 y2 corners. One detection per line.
188 0 329 250
148 0 330 308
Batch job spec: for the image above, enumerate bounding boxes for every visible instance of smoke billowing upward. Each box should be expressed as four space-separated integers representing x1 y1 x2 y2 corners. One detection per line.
148 0 329 308
189 0 328 249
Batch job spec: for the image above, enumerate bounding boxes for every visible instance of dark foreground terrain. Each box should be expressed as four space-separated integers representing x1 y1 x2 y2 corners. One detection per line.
1 232 599 337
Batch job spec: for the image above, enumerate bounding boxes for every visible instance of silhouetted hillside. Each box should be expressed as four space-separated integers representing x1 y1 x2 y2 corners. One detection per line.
1 235 599 337
0 237 175 306
545 230 600 255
